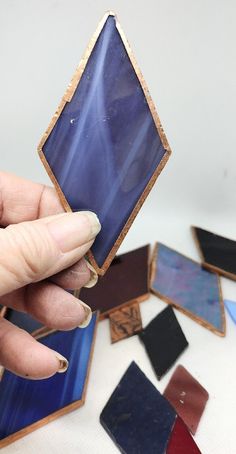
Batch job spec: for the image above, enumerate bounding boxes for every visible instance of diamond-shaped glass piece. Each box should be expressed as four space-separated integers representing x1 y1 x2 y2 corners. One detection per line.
151 243 226 336
80 244 150 318
38 13 171 274
192 226 236 281
0 313 98 448
164 365 209 435
139 306 188 380
100 361 176 453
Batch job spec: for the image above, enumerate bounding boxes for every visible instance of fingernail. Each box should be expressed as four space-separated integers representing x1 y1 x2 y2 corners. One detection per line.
84 260 98 288
78 301 92 328
47 211 101 253
55 352 69 373
83 211 101 238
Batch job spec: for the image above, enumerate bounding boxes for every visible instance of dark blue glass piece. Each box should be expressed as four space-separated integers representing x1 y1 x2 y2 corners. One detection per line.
100 361 176 454
4 309 43 333
0 313 97 442
151 243 225 335
42 15 167 269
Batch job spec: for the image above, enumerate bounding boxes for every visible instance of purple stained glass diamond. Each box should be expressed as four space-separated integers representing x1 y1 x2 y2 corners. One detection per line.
39 13 171 273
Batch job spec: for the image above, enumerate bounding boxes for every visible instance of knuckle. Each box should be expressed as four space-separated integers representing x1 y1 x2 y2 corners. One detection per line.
4 222 57 282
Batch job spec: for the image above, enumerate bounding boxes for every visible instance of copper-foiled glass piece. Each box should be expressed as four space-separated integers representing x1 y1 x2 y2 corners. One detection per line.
164 365 209 435
80 245 150 319
100 362 176 453
151 243 225 336
166 417 201 454
192 226 236 281
139 306 188 380
38 12 171 275
3 308 43 334
109 302 142 343
0 313 98 448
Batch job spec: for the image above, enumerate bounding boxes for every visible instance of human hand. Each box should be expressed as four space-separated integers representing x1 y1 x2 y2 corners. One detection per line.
0 172 101 379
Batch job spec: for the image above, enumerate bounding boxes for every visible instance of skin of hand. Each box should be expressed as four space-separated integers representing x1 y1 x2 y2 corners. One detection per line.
0 172 101 380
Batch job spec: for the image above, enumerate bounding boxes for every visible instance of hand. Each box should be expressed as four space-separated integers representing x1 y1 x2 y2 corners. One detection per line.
0 172 101 379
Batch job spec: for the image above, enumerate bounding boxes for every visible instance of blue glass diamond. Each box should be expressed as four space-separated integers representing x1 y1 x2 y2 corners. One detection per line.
0 313 97 444
100 362 176 453
40 14 169 272
151 243 225 335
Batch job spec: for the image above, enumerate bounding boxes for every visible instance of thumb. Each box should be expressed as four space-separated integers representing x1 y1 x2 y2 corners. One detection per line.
0 211 100 296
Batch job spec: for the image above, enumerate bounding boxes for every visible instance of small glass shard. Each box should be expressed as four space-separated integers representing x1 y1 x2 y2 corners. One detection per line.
225 299 236 324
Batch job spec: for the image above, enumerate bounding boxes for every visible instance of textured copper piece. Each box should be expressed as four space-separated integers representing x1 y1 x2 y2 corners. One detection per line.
109 302 142 343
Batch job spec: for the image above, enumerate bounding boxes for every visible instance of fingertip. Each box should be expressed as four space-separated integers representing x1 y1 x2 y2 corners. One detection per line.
0 318 68 379
77 301 92 328
25 282 91 331
51 257 91 290
19 346 69 379
83 260 98 288
53 351 69 373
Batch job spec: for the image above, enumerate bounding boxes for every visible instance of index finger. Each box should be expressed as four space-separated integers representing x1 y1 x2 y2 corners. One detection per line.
0 171 64 226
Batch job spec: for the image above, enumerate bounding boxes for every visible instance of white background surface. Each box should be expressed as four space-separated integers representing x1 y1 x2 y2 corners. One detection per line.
0 1 236 453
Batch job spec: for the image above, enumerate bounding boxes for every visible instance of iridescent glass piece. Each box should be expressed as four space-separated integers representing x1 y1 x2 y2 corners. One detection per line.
151 243 225 335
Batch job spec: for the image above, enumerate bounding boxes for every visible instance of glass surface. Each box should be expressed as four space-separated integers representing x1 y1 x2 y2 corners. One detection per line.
42 16 166 267
225 299 236 324
167 417 201 454
100 361 176 453
0 313 97 441
164 365 209 435
152 243 224 333
5 309 43 333
139 306 188 380
194 227 236 275
80 244 149 314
